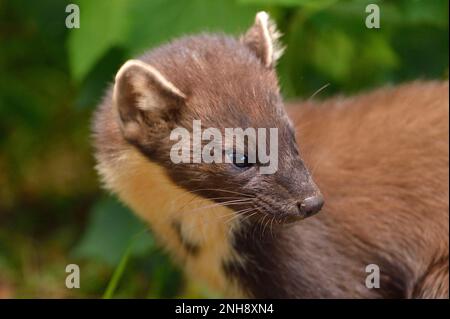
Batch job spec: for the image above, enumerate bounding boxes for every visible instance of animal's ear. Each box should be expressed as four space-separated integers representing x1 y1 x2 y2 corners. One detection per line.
241 11 284 68
113 59 186 142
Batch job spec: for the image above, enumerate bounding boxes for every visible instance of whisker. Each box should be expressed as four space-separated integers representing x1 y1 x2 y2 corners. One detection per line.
239 211 259 225
270 215 276 239
175 199 254 217
178 207 253 236
168 184 247 205
181 188 254 198
178 196 250 209
223 207 255 223
308 83 330 101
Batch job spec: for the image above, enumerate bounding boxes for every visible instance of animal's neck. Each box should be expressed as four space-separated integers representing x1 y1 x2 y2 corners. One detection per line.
96 133 342 298
97 145 246 296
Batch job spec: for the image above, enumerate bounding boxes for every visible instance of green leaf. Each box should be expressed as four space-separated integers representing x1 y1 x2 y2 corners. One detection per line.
67 0 258 83
125 0 258 56
238 0 338 9
312 29 355 82
360 34 398 69
399 0 448 28
67 0 130 82
72 196 154 266
102 242 133 299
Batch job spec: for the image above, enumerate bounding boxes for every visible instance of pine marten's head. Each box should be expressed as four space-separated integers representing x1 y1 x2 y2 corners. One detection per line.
96 12 323 226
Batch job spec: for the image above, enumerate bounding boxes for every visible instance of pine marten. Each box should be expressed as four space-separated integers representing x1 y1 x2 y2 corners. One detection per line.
93 12 449 298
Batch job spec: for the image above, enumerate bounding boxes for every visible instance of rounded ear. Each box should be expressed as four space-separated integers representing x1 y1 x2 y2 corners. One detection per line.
241 11 285 68
113 59 186 142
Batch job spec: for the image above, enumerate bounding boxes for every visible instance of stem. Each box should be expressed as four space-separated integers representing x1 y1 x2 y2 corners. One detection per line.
102 243 133 299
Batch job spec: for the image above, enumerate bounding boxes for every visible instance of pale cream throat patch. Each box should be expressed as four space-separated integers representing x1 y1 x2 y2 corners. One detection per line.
96 145 246 297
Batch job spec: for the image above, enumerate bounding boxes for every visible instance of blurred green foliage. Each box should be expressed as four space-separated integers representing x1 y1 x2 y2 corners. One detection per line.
0 0 448 298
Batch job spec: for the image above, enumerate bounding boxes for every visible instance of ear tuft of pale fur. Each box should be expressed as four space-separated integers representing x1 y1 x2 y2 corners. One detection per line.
241 11 285 68
113 59 186 142
113 59 186 111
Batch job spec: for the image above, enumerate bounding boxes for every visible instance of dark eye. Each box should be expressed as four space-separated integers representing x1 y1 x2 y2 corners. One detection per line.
228 152 253 169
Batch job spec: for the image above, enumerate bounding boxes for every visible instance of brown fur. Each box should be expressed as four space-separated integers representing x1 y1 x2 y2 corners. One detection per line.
93 12 449 298
225 82 449 298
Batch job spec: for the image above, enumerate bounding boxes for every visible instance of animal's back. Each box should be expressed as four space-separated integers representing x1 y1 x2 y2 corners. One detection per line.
287 81 449 298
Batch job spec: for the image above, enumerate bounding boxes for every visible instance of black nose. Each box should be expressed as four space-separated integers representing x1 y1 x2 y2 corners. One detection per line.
297 195 324 217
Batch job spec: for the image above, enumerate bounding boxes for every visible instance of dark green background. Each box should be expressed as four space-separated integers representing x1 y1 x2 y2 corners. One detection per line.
0 0 448 298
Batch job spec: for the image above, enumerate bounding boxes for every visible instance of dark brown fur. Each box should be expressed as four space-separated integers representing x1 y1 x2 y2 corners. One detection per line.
171 220 201 256
95 33 320 221
224 82 449 298
93 13 449 298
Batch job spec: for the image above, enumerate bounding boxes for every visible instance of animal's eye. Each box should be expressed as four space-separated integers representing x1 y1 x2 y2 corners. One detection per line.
228 152 253 169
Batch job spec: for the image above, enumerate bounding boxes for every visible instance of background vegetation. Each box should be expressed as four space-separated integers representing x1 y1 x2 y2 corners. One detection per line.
0 0 448 298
